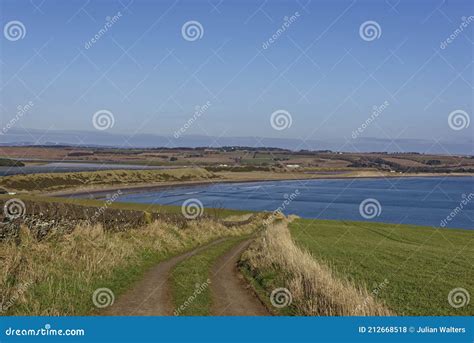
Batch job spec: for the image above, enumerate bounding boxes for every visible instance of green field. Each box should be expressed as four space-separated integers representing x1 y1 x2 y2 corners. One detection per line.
290 219 473 316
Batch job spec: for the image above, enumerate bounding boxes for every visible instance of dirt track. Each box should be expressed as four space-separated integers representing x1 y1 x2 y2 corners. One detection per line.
102 235 269 316
102 238 227 316
210 239 270 316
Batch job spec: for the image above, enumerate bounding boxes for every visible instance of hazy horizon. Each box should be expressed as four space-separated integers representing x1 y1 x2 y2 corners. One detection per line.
0 127 472 155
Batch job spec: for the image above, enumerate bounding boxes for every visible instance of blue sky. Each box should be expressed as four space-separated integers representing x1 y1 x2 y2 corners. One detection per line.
0 0 472 153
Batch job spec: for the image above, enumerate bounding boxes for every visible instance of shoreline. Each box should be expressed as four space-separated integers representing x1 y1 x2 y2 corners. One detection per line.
47 172 473 198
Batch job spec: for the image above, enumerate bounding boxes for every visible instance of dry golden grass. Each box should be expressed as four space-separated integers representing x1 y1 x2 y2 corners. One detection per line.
241 216 393 316
0 216 261 315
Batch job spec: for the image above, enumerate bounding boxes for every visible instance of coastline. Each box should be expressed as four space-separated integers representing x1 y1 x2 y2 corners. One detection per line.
47 171 473 198
2 170 471 230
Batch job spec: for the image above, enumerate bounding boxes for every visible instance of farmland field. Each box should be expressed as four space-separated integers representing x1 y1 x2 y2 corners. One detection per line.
290 219 474 315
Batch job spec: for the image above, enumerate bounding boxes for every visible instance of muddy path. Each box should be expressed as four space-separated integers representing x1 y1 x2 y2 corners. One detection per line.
210 239 270 316
102 238 227 316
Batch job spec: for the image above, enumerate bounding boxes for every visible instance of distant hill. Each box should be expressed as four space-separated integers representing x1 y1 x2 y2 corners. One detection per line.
0 128 472 155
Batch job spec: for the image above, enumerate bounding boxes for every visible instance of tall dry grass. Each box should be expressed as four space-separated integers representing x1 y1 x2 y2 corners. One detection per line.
0 216 260 315
241 217 393 316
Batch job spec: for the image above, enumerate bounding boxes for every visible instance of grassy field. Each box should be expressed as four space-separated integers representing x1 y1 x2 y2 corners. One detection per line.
289 219 473 316
171 236 247 316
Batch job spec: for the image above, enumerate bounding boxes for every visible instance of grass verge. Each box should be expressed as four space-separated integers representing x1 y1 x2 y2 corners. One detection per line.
240 217 393 316
171 236 248 316
239 265 281 315
290 219 474 316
